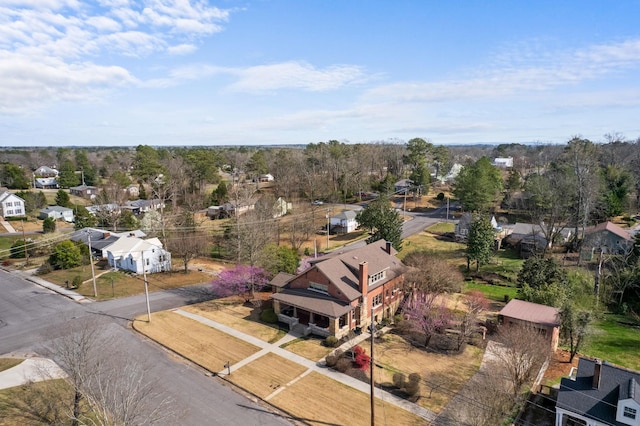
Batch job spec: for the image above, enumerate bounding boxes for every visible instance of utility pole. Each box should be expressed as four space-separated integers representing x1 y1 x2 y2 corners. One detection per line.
369 324 375 426
326 209 330 249
446 197 450 221
142 251 151 322
87 232 97 298
21 220 29 266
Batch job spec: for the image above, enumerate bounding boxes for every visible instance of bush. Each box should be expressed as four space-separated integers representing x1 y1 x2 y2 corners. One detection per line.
10 239 27 258
324 336 339 347
405 373 421 396
353 346 370 371
71 276 83 289
42 217 56 233
436 192 445 201
393 372 406 389
335 358 352 373
36 262 53 275
260 308 278 324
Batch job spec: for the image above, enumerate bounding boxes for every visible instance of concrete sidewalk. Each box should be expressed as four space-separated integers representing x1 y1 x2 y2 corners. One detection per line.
0 355 67 390
173 309 437 423
11 269 91 303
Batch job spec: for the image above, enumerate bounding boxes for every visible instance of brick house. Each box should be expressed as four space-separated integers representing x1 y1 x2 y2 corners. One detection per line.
271 240 406 339
498 299 561 351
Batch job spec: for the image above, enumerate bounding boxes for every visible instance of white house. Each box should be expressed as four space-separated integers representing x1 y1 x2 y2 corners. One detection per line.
34 177 59 189
106 236 171 274
34 166 59 177
273 197 292 218
493 157 514 168
39 206 74 222
0 190 25 218
70 228 147 260
258 174 274 182
330 210 359 234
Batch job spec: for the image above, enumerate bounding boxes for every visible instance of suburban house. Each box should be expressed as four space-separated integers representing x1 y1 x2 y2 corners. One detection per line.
39 206 74 222
556 357 640 426
125 184 139 198
86 203 120 217
271 240 406 339
258 174 274 182
34 166 59 177
580 221 634 262
498 299 561 351
71 228 147 259
493 157 514 168
330 210 359 234
34 177 59 189
455 212 501 242
394 179 413 194
273 197 292 218
124 199 165 215
0 190 25 218
69 185 98 200
222 197 259 217
106 236 171 274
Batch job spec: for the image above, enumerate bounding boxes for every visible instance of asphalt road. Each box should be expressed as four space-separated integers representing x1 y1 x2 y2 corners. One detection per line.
0 205 454 425
0 269 292 425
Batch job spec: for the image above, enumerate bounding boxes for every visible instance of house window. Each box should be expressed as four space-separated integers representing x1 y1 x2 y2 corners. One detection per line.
624 407 637 419
6 210 12 215
369 270 387 285
145 258 149 266
15 209 22 215
5 202 11 207
309 282 329 295
372 293 383 307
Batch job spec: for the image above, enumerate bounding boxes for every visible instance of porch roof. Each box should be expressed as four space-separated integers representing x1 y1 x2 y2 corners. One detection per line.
272 289 353 318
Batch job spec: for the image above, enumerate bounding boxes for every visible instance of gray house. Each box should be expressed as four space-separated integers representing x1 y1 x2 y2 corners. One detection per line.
39 206 74 222
580 221 634 262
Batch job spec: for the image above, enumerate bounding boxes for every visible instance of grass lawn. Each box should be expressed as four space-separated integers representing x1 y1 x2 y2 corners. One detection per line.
133 311 261 372
280 335 333 361
583 314 640 371
269 371 426 426
182 301 286 343
464 281 518 303
375 333 484 413
40 267 211 301
0 236 25 259
0 359 23 373
226 353 308 399
425 222 455 234
480 248 524 283
399 229 467 265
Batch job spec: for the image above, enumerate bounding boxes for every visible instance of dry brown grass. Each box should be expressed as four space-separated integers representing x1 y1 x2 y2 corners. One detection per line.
133 311 260 372
226 353 308 398
375 333 483 413
280 336 333 361
270 371 426 426
183 301 285 343
0 359 23 373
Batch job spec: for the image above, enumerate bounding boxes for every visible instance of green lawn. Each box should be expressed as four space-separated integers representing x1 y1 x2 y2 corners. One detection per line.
0 236 24 259
583 314 640 371
480 248 524 283
425 222 455 234
464 281 518 302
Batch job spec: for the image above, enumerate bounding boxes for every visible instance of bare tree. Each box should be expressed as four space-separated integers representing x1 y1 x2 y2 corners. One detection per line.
493 324 551 397
403 251 464 293
42 318 180 425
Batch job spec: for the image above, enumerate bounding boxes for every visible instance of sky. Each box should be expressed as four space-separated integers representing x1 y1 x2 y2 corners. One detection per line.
2 1 640 147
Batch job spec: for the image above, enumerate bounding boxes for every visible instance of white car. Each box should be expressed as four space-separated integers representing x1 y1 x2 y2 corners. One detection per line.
312 200 324 206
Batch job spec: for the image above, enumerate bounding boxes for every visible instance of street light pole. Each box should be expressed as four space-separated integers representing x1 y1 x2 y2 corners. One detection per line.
87 232 97 298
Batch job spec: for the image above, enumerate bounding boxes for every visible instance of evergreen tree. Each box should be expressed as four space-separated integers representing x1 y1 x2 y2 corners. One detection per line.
1 164 30 189
43 217 56 233
356 195 403 250
454 157 503 212
466 215 494 271
73 205 98 230
55 189 72 207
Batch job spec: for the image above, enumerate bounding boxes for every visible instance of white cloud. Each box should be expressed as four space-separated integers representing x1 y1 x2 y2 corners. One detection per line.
166 43 197 55
228 61 368 92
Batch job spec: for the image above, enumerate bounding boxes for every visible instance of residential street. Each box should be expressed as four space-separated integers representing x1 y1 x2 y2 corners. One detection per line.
0 269 292 425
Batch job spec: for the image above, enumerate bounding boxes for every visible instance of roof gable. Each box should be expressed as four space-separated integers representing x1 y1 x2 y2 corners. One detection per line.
499 299 560 326
585 221 633 242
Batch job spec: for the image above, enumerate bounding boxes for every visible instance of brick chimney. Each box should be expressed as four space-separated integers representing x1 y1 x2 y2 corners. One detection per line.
359 262 368 297
385 241 393 254
102 232 110 239
592 359 602 389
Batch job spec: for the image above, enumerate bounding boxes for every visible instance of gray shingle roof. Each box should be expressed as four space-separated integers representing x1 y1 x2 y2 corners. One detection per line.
557 358 640 424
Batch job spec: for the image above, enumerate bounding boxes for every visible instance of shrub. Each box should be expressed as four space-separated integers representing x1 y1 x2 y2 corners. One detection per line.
393 372 406 389
42 217 56 233
325 354 338 368
405 373 421 396
335 358 352 373
10 239 27 258
36 262 53 275
353 346 370 371
436 192 445 201
71 275 83 289
324 336 339 347
260 308 278 324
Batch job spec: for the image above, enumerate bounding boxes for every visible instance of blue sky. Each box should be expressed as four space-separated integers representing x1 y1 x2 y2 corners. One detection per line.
2 1 640 147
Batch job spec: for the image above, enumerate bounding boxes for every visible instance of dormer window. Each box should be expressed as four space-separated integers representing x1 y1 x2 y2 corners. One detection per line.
368 270 387 285
624 407 637 420
309 282 329 295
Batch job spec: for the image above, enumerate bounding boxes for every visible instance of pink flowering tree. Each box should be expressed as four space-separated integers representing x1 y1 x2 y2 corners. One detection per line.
402 292 452 348
296 257 312 274
211 264 271 302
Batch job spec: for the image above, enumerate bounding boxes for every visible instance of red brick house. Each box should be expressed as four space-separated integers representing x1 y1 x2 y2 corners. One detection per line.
498 299 561 351
271 240 406 339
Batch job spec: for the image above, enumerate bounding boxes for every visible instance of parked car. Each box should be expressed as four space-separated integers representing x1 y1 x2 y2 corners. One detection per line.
312 200 324 206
